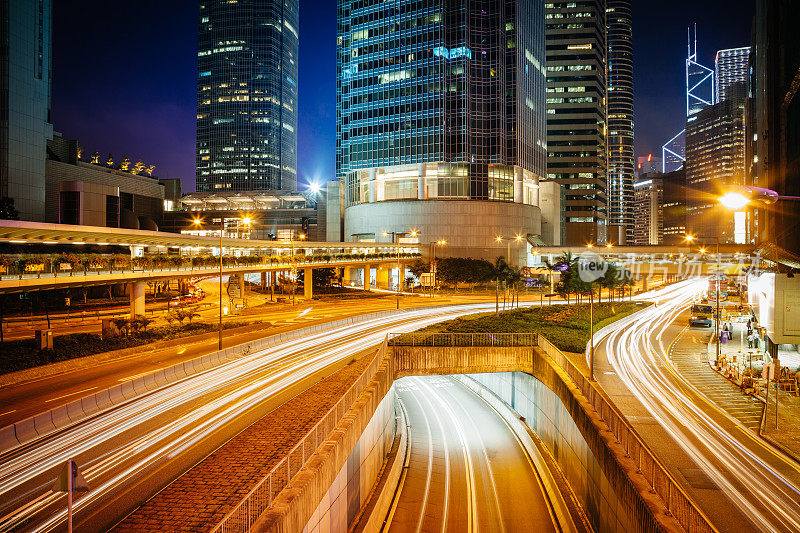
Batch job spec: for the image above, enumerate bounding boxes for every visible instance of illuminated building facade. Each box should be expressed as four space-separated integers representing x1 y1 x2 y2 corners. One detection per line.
196 0 299 192
0 0 53 221
685 86 746 243
715 47 750 104
605 0 634 244
633 174 662 245
336 0 561 261
661 26 714 173
545 0 608 245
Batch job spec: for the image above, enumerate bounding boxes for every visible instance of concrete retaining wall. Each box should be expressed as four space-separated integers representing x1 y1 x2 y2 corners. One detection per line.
303 387 396 533
392 345 534 378
252 350 396 533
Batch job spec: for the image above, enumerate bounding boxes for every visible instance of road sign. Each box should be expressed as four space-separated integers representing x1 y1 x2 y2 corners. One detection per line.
226 276 242 299
420 273 435 287
52 460 89 493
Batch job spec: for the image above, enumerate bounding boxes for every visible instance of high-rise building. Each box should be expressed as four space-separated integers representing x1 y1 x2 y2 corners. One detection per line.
748 0 800 253
336 0 561 262
636 154 661 178
0 0 53 221
661 26 714 174
545 0 608 245
196 0 299 193
633 174 662 246
605 0 634 245
715 47 750 104
661 168 687 244
685 87 746 243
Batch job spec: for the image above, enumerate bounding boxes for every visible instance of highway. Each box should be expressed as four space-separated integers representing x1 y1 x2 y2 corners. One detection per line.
594 279 800 533
388 376 558 532
0 301 516 533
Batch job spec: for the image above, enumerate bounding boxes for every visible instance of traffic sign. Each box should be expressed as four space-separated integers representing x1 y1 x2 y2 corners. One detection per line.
226 276 242 299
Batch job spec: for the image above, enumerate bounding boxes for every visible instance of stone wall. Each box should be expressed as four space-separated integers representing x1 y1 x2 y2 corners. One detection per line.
392 345 534 378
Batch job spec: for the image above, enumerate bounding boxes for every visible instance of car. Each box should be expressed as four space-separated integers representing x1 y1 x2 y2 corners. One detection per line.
690 304 714 327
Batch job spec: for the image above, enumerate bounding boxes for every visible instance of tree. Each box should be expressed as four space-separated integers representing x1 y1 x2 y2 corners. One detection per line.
130 315 153 334
112 318 130 337
0 197 19 220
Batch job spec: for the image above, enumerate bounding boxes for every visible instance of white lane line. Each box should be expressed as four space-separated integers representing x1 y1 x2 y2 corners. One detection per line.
44 387 97 403
407 386 434 533
0 410 16 417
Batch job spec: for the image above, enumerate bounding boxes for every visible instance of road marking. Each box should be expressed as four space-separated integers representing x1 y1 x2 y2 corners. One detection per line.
44 387 98 402
0 409 16 417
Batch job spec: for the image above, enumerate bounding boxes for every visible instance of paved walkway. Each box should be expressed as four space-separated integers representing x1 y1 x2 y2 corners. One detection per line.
669 326 763 431
112 355 373 532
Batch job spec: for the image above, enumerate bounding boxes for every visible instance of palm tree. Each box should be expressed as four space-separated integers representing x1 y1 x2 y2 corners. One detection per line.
493 256 509 315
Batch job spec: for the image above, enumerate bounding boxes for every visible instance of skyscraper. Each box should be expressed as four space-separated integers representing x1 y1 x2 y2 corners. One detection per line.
715 47 750 104
748 0 800 252
196 0 299 193
661 26 714 174
685 88 746 243
606 0 634 244
336 0 560 262
545 0 608 245
0 0 53 221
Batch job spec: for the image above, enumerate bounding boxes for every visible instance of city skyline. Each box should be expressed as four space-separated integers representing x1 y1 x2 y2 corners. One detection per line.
50 0 753 193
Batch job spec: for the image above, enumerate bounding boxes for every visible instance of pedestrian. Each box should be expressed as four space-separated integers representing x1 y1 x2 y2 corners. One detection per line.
721 330 728 344
753 335 759 350
747 333 753 349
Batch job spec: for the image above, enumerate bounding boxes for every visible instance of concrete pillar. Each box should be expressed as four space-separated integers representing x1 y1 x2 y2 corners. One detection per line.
376 265 389 290
343 266 353 286
417 163 425 200
641 275 648 293
399 263 406 290
261 271 267 289
236 272 246 306
365 265 374 290
130 281 145 317
304 267 313 300
513 167 524 203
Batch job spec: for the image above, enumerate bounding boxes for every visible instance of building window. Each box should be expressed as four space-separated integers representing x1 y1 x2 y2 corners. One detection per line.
60 191 81 225
106 195 120 228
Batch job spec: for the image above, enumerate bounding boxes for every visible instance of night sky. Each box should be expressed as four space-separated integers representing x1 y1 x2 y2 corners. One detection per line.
52 1 754 193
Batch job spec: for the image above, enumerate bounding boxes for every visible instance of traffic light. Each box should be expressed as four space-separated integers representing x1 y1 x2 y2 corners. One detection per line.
301 217 309 236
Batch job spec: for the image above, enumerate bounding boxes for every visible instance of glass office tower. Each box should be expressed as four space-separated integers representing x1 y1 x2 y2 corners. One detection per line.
0 0 53 221
336 0 557 259
196 0 299 192
715 47 750 104
606 0 634 244
545 0 608 246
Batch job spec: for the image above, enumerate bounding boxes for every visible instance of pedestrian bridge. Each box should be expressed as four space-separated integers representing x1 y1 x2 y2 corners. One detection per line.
0 221 421 311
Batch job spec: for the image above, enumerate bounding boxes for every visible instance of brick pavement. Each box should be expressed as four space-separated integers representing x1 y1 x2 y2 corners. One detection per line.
761 384 800 462
112 356 372 532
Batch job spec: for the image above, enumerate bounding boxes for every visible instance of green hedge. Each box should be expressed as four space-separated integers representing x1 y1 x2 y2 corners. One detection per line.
0 320 259 375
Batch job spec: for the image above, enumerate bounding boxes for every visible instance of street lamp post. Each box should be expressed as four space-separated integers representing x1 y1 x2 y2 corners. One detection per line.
495 235 524 312
429 240 446 298
193 215 251 350
289 232 306 306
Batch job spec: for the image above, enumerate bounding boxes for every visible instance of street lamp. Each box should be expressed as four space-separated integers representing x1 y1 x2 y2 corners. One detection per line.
429 239 446 298
192 214 252 350
288 231 306 306
382 230 410 309
686 233 721 363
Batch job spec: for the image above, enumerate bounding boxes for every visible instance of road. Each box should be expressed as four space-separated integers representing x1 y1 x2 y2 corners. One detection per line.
594 279 800 533
388 376 558 532
0 301 516 533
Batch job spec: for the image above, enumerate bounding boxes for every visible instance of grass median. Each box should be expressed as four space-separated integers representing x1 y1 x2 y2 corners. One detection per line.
399 302 648 353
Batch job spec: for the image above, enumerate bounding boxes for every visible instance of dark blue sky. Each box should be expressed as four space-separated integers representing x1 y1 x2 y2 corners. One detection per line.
52 1 753 192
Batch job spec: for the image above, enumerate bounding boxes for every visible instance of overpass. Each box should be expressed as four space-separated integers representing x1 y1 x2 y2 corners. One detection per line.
0 220 422 314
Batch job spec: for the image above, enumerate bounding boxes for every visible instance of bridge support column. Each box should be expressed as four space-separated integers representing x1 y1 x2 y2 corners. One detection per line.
641 275 648 293
376 264 389 290
398 263 406 291
365 266 373 290
343 266 353 287
304 267 313 300
130 281 145 317
260 271 267 289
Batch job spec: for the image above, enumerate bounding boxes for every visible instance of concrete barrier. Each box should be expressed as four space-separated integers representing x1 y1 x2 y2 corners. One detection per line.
0 425 20 454
33 411 56 437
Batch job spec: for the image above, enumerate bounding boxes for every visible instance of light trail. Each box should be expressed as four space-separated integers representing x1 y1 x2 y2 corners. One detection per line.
0 302 514 532
595 279 800 533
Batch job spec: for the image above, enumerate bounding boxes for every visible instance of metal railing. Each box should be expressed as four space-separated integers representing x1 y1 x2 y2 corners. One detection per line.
536 334 718 533
210 336 390 533
388 332 537 347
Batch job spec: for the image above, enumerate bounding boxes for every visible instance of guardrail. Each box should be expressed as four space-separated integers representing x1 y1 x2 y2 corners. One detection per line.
210 336 390 533
388 332 537 347
536 334 717 533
